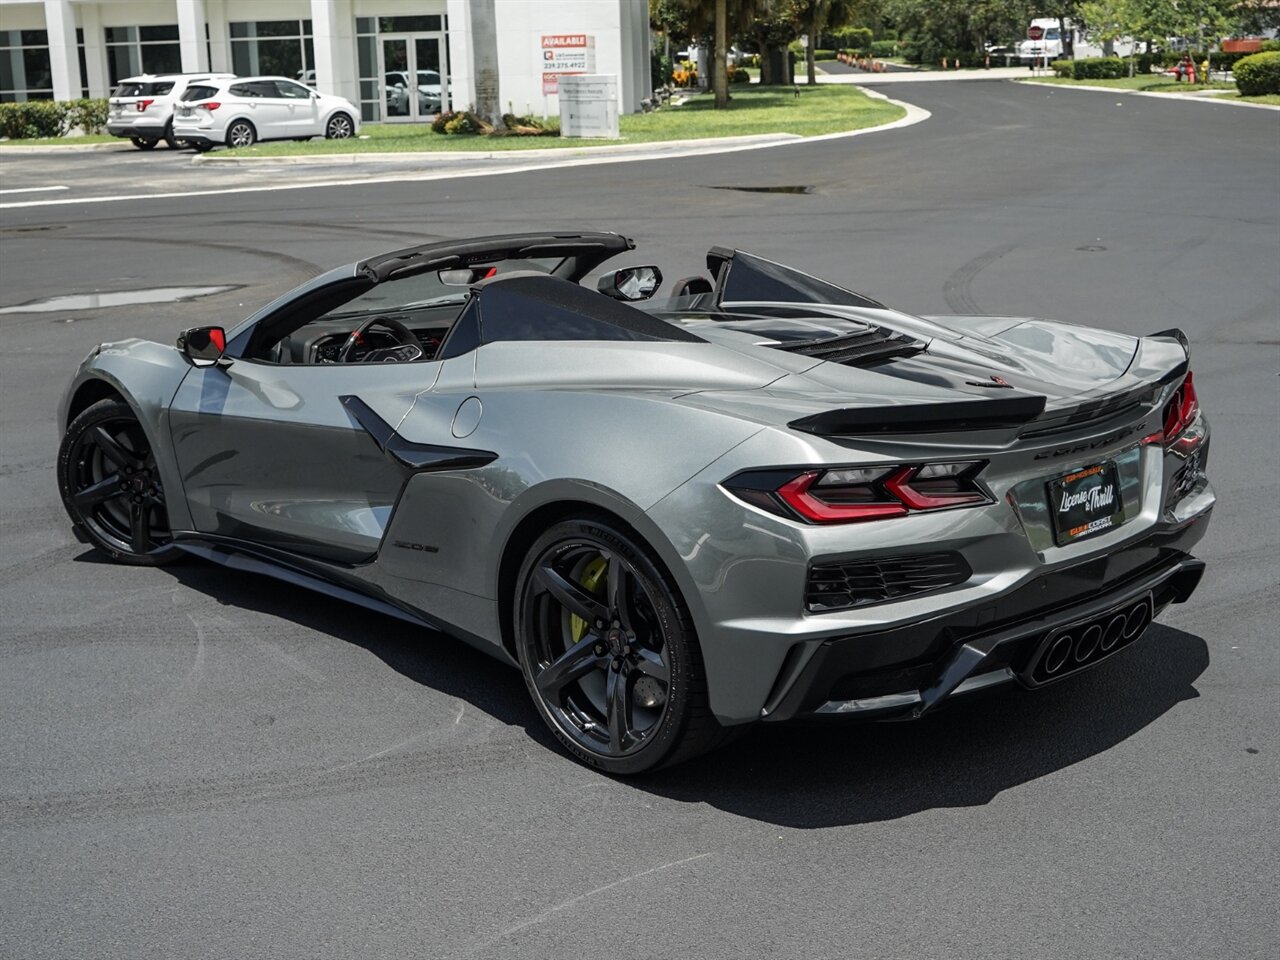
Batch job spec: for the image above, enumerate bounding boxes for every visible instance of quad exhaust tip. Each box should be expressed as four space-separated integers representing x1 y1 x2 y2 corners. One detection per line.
1029 596 1153 685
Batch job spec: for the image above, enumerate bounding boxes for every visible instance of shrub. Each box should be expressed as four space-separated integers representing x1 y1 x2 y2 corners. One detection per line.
650 51 673 91
0 99 70 139
729 67 751 84
498 113 555 136
828 26 872 51
813 48 838 61
66 98 109 134
1053 57 1128 80
1259 39 1280 53
1234 51 1280 95
443 110 490 135
871 40 898 58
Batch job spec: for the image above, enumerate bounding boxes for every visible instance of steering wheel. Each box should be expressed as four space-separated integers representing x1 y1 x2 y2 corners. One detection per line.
337 315 426 363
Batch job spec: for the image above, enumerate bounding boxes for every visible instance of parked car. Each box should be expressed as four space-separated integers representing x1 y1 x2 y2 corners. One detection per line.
383 69 443 116
107 73 235 149
173 76 360 150
55 233 1213 775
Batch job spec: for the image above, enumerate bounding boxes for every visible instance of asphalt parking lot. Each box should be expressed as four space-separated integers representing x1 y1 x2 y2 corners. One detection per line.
1 79 1277 959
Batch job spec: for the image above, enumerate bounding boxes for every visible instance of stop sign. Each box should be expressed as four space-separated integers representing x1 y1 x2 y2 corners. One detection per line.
1028 25 1045 41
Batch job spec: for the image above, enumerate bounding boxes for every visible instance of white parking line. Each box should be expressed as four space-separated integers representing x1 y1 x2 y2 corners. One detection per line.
0 185 69 196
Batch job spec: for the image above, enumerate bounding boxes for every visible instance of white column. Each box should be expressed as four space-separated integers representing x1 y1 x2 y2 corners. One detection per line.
206 0 230 73
43 0 79 101
445 0 474 111
309 0 357 102
79 3 109 98
176 0 210 74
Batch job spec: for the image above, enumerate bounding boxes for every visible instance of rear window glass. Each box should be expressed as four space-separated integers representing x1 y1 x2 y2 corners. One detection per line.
114 81 175 97
181 85 219 102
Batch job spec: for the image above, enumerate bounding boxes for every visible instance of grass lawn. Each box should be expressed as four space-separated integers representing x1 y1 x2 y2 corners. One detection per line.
1024 76 1236 93
208 86 903 158
0 133 118 147
1227 92 1280 105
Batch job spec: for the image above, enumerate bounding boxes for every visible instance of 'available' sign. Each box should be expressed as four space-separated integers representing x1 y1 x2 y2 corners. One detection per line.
541 34 596 94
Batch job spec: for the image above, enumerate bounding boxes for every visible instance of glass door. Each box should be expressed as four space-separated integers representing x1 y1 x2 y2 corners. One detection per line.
380 34 449 122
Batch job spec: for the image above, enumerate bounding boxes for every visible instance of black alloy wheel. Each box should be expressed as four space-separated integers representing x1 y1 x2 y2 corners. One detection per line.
57 399 178 566
515 517 727 774
131 137 157 150
325 113 354 139
226 120 256 148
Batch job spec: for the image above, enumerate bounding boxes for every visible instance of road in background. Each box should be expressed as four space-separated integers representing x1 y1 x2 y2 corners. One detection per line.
1 79 1277 959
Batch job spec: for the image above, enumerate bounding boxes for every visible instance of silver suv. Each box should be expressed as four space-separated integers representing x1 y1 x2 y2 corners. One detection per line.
107 73 235 150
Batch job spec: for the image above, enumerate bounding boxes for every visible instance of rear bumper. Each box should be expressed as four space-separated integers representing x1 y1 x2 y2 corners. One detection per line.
761 515 1211 722
107 122 167 139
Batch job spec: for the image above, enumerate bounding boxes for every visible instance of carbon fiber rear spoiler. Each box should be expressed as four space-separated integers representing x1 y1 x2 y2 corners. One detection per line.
788 395 1047 436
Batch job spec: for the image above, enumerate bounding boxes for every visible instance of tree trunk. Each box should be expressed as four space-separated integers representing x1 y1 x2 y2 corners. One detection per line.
714 0 728 107
807 20 817 85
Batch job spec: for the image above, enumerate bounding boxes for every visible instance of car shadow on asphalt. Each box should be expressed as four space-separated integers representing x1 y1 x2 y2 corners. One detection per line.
637 624 1210 827
154 555 1208 828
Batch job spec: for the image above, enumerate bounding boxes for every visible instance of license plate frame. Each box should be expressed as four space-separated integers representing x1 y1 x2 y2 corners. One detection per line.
1047 460 1124 546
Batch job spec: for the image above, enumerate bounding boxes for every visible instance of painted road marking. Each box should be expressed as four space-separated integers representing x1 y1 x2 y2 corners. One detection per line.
0 185 69 196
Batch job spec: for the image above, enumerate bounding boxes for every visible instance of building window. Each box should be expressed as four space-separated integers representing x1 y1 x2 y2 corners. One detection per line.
105 25 181 86
0 30 54 102
378 16 444 33
355 18 380 122
230 20 314 83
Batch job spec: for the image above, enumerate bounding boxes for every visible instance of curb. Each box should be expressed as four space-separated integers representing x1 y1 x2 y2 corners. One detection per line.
1016 78 1280 111
189 132 800 166
0 140 135 154
0 93 928 209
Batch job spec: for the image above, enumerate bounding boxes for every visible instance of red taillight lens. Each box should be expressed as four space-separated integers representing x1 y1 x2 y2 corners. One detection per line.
1162 371 1198 442
136 99 153 112
204 101 221 111
727 462 990 525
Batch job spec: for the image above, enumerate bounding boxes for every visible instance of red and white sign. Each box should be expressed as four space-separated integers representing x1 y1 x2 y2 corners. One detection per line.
1027 25 1045 41
541 34 596 94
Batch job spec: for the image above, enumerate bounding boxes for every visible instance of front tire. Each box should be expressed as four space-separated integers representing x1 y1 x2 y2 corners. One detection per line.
57 399 179 566
226 120 256 149
514 516 728 774
162 120 180 149
325 112 354 140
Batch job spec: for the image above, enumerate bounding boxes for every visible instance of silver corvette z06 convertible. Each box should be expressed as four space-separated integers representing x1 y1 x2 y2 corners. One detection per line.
57 233 1214 774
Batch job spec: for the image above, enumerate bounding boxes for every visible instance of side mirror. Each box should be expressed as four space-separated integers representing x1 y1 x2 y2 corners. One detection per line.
177 326 227 367
597 265 663 302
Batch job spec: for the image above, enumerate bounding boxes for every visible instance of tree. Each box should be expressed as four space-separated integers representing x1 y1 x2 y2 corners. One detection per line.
791 1 865 84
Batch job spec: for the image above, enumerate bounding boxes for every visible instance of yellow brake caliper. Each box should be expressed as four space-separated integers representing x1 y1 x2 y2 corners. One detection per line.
570 557 609 643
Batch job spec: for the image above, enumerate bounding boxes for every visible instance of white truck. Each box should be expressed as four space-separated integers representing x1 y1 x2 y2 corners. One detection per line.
1017 18 1137 63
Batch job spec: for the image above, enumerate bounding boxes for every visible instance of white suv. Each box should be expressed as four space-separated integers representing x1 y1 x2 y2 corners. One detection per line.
107 73 235 149
174 76 361 151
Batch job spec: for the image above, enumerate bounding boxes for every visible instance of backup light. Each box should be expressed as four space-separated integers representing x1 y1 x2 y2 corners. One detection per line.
725 461 991 525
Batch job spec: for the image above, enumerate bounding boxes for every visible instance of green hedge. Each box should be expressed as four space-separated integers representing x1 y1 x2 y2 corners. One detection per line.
1235 51 1280 95
0 98 109 139
871 40 898 58
1258 39 1280 53
1053 57 1128 79
1134 50 1253 74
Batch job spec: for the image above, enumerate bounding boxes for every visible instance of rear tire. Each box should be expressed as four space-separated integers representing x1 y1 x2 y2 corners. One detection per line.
130 137 157 150
189 141 214 153
162 120 180 149
514 515 734 775
57 399 179 566
226 120 256 149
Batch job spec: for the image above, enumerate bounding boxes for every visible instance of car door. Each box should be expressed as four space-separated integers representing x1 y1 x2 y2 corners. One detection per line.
167 358 447 563
271 79 321 136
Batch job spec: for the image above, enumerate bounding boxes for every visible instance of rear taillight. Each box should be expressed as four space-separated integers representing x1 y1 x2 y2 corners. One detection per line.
203 101 221 111
1146 371 1203 454
1162 371 1198 439
136 99 153 112
725 461 990 524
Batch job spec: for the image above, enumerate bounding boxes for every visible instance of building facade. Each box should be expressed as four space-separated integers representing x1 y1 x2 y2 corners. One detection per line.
0 0 651 118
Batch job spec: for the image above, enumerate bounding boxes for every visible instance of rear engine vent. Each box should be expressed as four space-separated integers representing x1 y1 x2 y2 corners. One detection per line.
773 327 925 367
806 552 971 613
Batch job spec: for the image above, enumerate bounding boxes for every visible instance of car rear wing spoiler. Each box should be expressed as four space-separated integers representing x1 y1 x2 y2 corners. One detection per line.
788 395 1047 437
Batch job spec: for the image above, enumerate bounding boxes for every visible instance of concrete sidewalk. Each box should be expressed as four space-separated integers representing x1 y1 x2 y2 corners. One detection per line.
818 66 1038 84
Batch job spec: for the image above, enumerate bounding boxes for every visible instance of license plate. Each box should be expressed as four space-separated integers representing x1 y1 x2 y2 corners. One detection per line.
1047 460 1123 546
